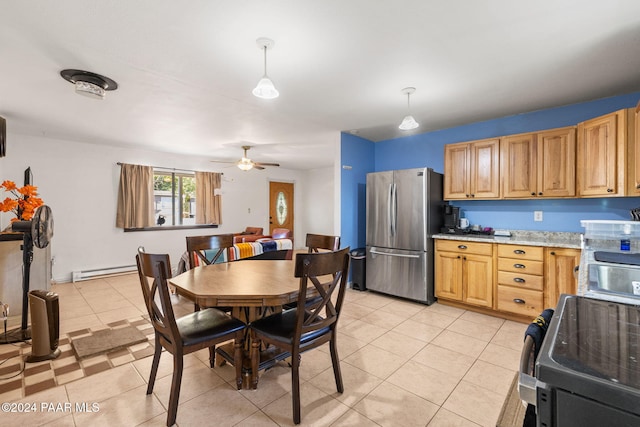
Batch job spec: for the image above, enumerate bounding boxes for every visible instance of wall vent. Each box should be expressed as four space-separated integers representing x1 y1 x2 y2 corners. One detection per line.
72 265 137 282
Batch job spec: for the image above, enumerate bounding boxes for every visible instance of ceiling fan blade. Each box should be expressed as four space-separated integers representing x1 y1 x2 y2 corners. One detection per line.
253 165 265 170
210 160 237 164
254 162 280 167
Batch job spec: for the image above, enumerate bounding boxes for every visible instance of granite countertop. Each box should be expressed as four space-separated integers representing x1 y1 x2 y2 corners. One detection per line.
433 230 582 249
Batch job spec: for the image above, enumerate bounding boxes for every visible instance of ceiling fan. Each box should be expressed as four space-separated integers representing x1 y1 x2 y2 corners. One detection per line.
211 145 280 171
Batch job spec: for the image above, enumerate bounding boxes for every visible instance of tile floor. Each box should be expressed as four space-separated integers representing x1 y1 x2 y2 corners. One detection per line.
0 272 527 426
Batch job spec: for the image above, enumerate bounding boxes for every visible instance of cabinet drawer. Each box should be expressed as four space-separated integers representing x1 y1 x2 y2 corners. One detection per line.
498 258 544 275
497 285 544 317
497 271 544 291
436 240 493 256
497 245 543 261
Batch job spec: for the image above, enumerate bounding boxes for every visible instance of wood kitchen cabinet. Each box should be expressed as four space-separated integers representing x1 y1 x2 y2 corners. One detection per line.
435 240 494 308
577 109 630 197
496 244 544 317
627 102 640 195
444 138 500 200
545 248 581 309
501 127 576 198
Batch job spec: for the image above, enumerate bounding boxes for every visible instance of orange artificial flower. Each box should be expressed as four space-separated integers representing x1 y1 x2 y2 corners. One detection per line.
0 180 45 222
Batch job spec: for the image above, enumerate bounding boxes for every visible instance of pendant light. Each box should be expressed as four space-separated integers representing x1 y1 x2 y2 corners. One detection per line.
252 38 279 99
399 87 419 130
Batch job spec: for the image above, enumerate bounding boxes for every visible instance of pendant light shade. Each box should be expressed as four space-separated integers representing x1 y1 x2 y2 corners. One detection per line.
253 38 279 99
398 87 419 130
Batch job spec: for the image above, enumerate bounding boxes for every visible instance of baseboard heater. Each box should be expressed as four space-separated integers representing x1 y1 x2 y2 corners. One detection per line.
72 265 137 282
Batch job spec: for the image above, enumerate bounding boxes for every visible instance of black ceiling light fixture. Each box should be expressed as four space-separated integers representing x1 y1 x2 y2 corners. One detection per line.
60 69 118 100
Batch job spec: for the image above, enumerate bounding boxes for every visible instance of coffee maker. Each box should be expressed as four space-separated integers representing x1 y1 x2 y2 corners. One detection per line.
441 205 460 234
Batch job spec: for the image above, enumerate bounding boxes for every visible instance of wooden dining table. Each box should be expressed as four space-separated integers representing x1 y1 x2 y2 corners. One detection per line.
169 259 308 388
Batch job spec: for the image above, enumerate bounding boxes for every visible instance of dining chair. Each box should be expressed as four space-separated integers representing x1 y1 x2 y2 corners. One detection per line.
249 247 351 424
136 248 246 427
185 233 234 312
186 233 234 268
305 233 340 252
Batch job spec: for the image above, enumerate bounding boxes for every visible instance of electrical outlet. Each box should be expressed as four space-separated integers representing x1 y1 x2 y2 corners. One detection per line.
534 211 543 222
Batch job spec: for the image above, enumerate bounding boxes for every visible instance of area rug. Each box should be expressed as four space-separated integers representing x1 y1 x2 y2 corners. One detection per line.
71 325 148 359
0 317 155 401
496 372 527 427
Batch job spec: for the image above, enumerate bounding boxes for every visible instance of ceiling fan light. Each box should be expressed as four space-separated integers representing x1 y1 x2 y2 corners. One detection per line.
252 76 279 99
399 115 419 130
237 157 254 171
75 80 105 99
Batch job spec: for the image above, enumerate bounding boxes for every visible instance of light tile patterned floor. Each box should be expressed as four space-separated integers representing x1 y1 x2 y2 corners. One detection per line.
0 273 527 426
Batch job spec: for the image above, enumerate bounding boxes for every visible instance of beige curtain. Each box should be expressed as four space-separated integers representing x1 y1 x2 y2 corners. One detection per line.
116 163 154 228
195 171 222 224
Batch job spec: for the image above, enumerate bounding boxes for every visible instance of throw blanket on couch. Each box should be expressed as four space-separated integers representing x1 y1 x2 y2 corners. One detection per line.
177 238 293 272
228 239 293 261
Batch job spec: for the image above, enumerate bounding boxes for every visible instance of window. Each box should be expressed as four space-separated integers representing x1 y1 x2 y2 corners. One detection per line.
153 170 196 226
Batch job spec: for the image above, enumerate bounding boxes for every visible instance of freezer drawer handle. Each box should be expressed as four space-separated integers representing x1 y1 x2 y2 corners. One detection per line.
369 249 420 259
514 263 526 269
457 245 467 250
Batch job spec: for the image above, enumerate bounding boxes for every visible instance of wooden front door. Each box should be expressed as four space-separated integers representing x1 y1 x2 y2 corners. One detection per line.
269 181 294 235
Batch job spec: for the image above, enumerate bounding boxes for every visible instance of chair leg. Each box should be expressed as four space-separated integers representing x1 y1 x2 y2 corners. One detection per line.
166 352 184 427
329 336 344 393
250 332 260 389
208 345 216 368
147 335 162 395
291 351 301 424
234 331 244 390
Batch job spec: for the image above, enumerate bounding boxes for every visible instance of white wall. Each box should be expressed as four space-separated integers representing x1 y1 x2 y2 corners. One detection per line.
0 133 335 282
300 167 335 236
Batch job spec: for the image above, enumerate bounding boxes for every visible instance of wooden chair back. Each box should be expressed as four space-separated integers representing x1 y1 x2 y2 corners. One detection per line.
136 249 181 348
186 234 234 268
305 233 340 253
293 247 350 341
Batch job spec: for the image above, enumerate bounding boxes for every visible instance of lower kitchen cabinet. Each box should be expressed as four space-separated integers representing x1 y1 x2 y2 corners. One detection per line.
545 248 581 309
435 239 581 321
435 240 494 308
496 244 544 317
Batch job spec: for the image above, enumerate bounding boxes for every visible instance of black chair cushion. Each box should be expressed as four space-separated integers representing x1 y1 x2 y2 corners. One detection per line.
177 308 245 347
250 309 329 345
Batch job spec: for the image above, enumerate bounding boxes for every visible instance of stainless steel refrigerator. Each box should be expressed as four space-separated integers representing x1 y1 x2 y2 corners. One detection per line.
366 168 443 304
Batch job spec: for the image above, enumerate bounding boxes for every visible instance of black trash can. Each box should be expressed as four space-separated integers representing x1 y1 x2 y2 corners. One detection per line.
350 248 366 291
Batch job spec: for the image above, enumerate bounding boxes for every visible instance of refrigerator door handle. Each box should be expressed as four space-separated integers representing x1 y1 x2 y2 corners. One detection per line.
370 249 420 259
392 183 398 236
388 183 394 236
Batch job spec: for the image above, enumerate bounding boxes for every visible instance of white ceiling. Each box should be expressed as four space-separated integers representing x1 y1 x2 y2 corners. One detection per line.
1 1 640 170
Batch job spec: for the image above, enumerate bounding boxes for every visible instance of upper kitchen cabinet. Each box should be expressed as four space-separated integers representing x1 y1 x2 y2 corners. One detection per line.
626 102 640 195
444 138 500 200
501 127 576 198
577 109 632 197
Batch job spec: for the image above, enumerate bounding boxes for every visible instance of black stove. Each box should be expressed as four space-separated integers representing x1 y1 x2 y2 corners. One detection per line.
535 295 640 426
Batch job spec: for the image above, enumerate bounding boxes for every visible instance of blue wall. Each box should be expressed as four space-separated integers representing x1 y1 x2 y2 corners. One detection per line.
340 92 640 248
340 133 374 251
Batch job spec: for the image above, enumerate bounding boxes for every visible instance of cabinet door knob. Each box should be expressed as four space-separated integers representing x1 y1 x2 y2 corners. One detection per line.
550 251 556 255
514 249 526 255
513 298 526 304
466 194 470 198
514 263 526 269
458 245 467 250
636 184 640 189
471 194 475 197
514 277 526 283
457 255 461 259
607 188 614 193
530 192 536 196
538 192 543 196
